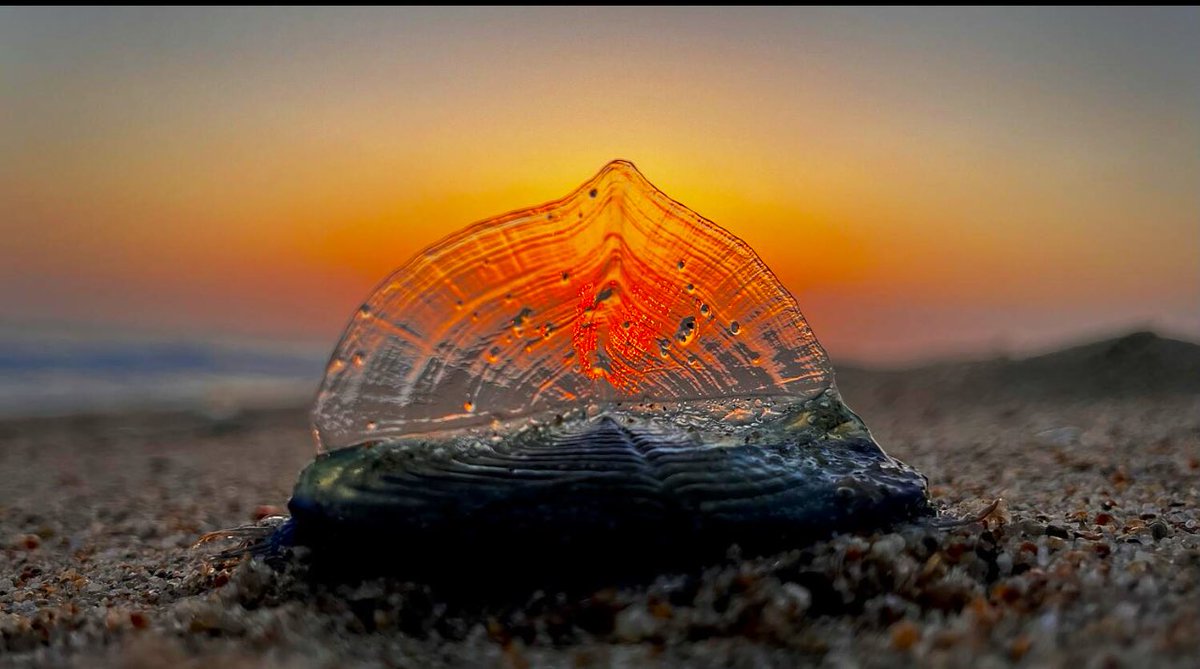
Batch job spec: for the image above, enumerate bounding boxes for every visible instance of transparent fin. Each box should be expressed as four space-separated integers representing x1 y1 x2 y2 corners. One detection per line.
312 161 832 451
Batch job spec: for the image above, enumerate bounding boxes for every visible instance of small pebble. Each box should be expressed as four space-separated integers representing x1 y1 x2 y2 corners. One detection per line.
890 620 921 651
1046 525 1070 539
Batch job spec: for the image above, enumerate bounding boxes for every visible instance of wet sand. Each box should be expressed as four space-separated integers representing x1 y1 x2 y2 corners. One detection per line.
2 342 1199 667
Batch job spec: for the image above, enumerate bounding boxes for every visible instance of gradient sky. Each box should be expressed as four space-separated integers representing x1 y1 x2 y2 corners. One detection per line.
2 7 1197 363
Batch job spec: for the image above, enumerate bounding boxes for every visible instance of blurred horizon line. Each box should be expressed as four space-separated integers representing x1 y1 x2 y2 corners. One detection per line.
1 316 1196 420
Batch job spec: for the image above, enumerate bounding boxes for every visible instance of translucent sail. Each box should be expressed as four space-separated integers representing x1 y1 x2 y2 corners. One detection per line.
312 161 832 451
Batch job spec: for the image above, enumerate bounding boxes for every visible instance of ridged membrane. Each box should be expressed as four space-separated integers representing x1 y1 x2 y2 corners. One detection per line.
312 161 831 451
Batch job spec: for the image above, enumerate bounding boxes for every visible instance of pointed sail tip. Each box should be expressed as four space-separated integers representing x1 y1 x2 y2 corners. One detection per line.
603 158 638 170
587 160 652 194
595 159 644 177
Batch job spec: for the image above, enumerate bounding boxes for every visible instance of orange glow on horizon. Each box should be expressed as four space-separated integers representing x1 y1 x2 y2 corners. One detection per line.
2 8 1197 363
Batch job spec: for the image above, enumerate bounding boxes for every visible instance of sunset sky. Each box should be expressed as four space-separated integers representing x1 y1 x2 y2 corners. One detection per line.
2 7 1197 364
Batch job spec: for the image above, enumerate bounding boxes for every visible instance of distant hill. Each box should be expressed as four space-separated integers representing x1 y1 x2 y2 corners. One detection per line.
836 331 1200 407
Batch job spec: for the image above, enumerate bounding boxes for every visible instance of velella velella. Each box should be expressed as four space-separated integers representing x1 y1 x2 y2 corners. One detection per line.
263 161 930 583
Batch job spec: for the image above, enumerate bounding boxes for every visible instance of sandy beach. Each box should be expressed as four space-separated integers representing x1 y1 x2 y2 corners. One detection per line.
2 334 1199 668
